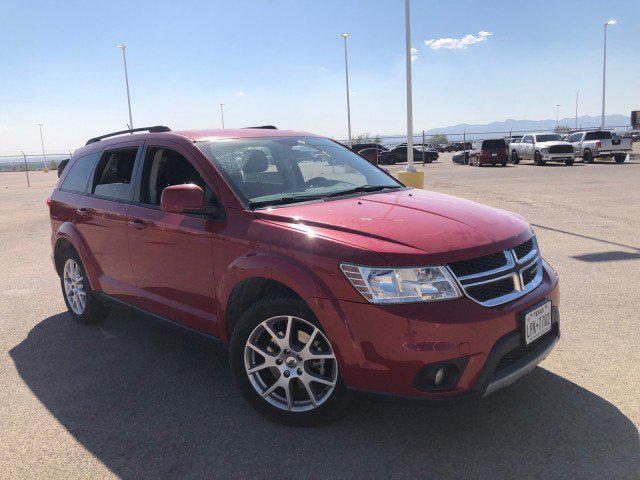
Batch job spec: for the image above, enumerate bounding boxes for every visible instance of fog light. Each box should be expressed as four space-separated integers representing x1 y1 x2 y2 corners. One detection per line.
434 366 451 386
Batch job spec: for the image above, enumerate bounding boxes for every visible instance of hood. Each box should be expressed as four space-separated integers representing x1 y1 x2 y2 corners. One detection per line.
536 141 572 148
254 189 532 266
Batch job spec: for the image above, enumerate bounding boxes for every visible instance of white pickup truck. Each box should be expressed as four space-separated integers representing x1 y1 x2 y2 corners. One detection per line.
564 130 632 163
509 133 575 166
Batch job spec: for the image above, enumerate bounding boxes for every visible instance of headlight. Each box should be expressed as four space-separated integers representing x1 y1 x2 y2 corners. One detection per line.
340 264 462 304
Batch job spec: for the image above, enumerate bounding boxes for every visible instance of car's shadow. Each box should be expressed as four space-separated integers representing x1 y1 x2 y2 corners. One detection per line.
10 309 640 479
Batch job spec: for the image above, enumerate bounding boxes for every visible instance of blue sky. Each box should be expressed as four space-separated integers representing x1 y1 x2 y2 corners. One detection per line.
1 0 639 152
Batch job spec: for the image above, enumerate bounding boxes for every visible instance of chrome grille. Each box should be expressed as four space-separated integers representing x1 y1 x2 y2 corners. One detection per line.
447 236 543 307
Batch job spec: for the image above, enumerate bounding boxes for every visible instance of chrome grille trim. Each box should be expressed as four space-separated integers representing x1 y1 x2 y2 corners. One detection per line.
448 236 543 307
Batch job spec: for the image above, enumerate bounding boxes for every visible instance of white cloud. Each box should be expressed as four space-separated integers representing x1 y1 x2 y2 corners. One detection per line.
410 47 418 54
411 55 418 62
236 91 245 96
424 31 493 50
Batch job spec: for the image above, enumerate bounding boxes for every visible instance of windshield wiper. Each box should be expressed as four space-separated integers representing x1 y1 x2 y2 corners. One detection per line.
323 184 402 198
249 194 324 209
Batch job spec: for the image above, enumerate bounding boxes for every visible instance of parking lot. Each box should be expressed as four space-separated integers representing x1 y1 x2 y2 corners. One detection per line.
1 152 639 479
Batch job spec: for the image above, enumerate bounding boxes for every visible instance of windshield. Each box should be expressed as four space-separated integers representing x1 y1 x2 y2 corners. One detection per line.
196 136 402 207
535 134 563 142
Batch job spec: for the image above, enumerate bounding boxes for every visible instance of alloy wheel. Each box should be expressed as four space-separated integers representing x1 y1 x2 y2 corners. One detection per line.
63 258 86 315
244 315 338 412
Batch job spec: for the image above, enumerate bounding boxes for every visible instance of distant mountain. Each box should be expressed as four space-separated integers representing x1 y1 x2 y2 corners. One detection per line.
421 114 630 139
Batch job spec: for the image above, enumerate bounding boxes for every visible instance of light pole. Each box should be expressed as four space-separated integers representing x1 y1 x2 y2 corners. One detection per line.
396 0 423 188
601 19 617 130
219 103 225 129
404 0 415 172
555 104 560 131
341 33 352 147
37 123 46 167
116 44 134 130
575 90 579 129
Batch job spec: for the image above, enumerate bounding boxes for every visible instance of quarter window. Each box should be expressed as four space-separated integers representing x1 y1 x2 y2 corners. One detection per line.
92 148 138 201
60 152 101 193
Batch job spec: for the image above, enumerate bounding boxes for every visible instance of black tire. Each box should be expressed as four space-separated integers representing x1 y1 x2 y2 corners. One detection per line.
501 161 507 167
565 158 574 166
534 151 545 166
614 154 626 164
583 150 594 164
229 296 350 425
60 248 110 324
511 151 520 164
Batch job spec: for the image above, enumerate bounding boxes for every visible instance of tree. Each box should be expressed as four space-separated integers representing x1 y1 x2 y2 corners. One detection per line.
49 159 58 170
427 134 450 146
352 133 373 144
555 125 572 133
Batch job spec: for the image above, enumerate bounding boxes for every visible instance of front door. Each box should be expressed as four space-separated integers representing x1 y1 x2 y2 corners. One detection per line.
126 142 218 335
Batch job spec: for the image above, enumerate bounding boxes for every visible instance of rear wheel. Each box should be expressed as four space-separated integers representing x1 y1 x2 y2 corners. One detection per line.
534 151 545 166
60 249 110 324
583 150 594 164
229 296 349 425
614 154 626 164
511 151 520 164
501 161 507 167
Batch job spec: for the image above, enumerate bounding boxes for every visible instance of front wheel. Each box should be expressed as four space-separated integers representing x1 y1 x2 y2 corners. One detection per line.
565 158 574 166
583 150 594 164
229 296 349 425
60 249 110 324
511 151 520 164
614 154 626 164
534 152 545 166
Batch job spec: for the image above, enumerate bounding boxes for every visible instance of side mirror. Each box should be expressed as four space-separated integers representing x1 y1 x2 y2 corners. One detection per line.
161 184 205 214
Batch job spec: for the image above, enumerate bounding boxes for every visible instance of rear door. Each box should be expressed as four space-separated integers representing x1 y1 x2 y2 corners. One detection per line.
126 141 219 334
75 142 142 297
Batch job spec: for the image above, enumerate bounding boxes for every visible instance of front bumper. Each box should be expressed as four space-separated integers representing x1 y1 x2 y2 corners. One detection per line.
312 260 560 399
542 154 574 161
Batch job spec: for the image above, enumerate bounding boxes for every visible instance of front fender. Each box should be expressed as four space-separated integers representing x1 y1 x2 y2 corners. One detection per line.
216 252 360 365
54 222 102 291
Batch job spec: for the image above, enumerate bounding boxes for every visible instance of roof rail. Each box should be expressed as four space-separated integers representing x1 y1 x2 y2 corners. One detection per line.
243 125 277 130
85 125 171 145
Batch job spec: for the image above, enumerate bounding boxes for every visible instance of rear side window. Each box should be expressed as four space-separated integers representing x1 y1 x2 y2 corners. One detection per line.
60 152 101 193
481 139 506 149
91 148 138 201
585 131 611 140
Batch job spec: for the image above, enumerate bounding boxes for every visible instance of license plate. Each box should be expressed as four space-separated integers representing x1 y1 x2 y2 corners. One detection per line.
491 153 497 157
523 301 552 345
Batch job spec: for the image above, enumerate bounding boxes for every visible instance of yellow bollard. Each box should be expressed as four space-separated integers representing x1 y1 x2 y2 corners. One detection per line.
397 170 425 189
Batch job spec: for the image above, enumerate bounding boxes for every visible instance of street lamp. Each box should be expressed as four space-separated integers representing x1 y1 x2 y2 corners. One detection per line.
575 90 579 129
601 19 617 129
37 123 46 167
555 104 560 131
116 44 134 130
341 33 352 147
219 103 225 129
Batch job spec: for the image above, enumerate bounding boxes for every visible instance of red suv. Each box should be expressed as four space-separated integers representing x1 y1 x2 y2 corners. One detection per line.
468 139 509 167
49 126 559 424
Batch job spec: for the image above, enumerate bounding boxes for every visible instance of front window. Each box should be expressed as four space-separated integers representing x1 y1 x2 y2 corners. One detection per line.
196 136 402 207
535 134 563 142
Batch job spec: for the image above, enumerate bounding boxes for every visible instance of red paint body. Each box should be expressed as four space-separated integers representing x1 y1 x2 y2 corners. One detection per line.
50 129 559 399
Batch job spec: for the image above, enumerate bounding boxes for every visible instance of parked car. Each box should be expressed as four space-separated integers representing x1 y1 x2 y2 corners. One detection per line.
351 143 387 153
452 150 470 165
510 133 575 166
49 125 559 424
468 139 509 167
57 158 70 177
565 130 632 163
443 142 472 152
357 147 382 165
378 144 434 164
396 143 439 163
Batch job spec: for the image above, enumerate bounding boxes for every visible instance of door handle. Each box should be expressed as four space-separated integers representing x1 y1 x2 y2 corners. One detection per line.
128 219 147 230
76 207 89 216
